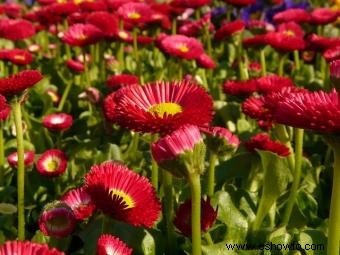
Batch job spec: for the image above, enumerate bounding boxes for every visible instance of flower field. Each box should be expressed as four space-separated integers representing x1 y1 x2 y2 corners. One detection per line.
0 0 339 254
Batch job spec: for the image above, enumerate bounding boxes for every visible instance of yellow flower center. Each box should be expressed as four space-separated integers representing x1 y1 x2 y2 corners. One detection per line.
148 102 183 118
284 30 295 37
177 44 189 53
46 159 59 172
118 31 129 39
128 12 141 20
110 189 135 209
73 0 94 4
78 34 87 41
14 55 25 61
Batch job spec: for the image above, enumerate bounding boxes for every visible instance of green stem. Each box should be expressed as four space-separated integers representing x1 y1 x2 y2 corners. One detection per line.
260 49 266 76
132 27 139 67
274 124 295 171
252 194 274 231
13 97 25 240
236 33 247 80
163 171 176 254
282 128 304 226
57 81 72 111
189 173 202 255
293 50 300 72
82 48 90 87
151 159 158 192
0 121 4 186
206 153 217 197
278 54 286 76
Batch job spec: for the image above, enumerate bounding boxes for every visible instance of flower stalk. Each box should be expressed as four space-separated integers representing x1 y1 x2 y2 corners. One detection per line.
0 121 4 186
206 152 217 197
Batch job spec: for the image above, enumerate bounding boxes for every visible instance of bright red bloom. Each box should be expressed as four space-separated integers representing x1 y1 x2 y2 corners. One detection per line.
0 70 43 96
114 80 213 134
214 20 245 41
3 3 22 18
245 133 290 157
174 198 217 237
66 59 85 73
265 32 305 52
170 0 211 8
330 60 340 89
61 187 96 220
42 113 73 132
0 241 64 255
242 96 271 122
246 20 274 34
63 24 104 47
3 49 33 65
0 19 36 41
277 21 304 38
273 8 311 24
84 161 161 228
97 234 132 255
7 150 35 168
306 34 340 52
46 2 79 16
242 34 268 48
179 13 214 37
196 54 216 69
67 12 88 25
0 94 10 121
39 201 77 238
159 35 204 60
223 79 257 96
248 62 262 73
225 0 256 6
265 89 340 133
117 2 153 25
106 74 139 90
86 11 119 38
323 46 340 62
310 8 339 25
256 75 294 94
102 92 118 123
36 149 68 177
79 1 108 12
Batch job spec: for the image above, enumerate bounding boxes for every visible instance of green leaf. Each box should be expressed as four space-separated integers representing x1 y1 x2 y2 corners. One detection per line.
267 227 292 255
237 119 252 134
298 230 326 255
0 203 17 214
142 230 155 255
202 241 239 255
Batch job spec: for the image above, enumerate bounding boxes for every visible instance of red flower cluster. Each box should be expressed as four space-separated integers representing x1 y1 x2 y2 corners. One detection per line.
0 241 64 255
63 24 104 47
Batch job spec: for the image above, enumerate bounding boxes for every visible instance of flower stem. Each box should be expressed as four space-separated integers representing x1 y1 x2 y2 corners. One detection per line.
282 128 304 226
260 49 266 76
278 54 286 76
252 191 273 231
82 48 90 87
12 97 25 240
293 50 300 71
206 153 217 197
188 173 202 255
57 81 72 111
0 121 4 186
163 171 176 254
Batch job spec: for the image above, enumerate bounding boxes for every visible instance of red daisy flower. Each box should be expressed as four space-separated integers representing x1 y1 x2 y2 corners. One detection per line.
323 46 340 63
84 161 161 228
273 8 311 24
97 234 132 255
39 201 77 238
0 19 35 41
170 0 211 8
114 80 213 134
159 35 204 60
225 0 256 6
245 133 291 157
173 198 217 237
3 3 22 18
46 2 79 16
102 92 118 123
306 34 340 52
106 74 139 90
42 113 73 132
62 24 104 47
117 2 153 25
214 20 245 41
242 34 268 48
151 125 205 177
196 54 216 69
310 8 339 25
36 149 68 177
277 21 304 38
66 59 85 73
255 74 294 94
246 20 274 34
79 1 108 12
86 11 119 38
0 94 10 121
265 32 306 52
61 187 96 220
201 126 240 157
249 62 262 74
0 70 43 96
0 241 64 255
2 49 33 66
223 79 257 96
330 59 340 89
242 96 272 121
78 87 101 104
7 150 35 168
264 89 340 133
67 12 88 25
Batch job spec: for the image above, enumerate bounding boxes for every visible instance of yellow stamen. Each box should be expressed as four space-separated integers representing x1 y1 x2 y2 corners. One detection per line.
148 102 183 118
46 159 59 172
128 12 141 20
284 30 295 37
177 44 189 53
110 189 135 209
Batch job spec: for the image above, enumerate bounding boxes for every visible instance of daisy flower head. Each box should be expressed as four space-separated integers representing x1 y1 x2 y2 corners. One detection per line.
0 240 64 255
36 149 68 177
330 59 340 90
97 234 132 255
42 113 73 132
0 19 36 41
7 151 35 168
62 23 104 47
117 2 153 25
84 161 161 228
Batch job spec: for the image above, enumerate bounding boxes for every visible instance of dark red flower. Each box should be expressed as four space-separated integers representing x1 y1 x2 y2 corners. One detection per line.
97 234 132 255
3 49 33 65
61 187 96 220
102 92 118 123
256 75 294 94
323 46 340 62
306 34 340 52
196 54 216 69
86 11 119 38
225 0 256 6
0 94 10 121
273 8 311 24
170 0 211 8
330 59 340 89
7 150 35 168
0 241 64 255
265 32 305 52
0 19 36 41
223 79 257 96
242 96 271 121
159 34 205 60
310 8 339 25
174 198 217 237
277 21 304 38
117 2 153 25
46 3 79 17
3 3 22 18
242 34 268 48
0 70 43 96
106 74 139 90
42 113 73 132
66 59 85 73
214 20 245 41
67 12 88 25
245 133 291 157
79 1 108 12
114 80 213 134
84 161 161 228
36 149 68 177
63 24 104 47
246 20 274 34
